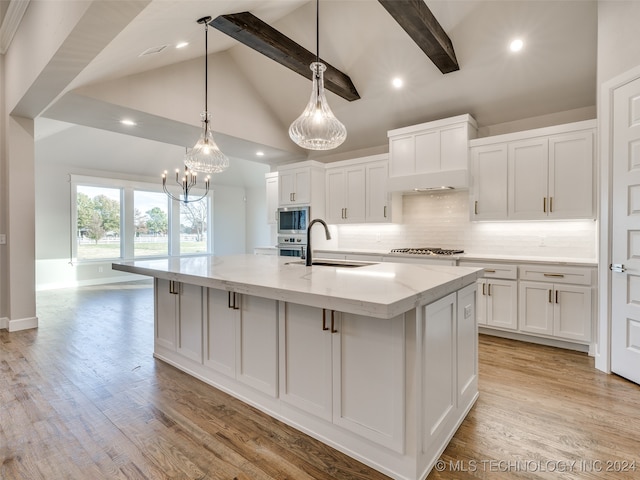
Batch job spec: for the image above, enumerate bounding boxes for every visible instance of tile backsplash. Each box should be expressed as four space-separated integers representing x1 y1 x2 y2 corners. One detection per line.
336 190 597 259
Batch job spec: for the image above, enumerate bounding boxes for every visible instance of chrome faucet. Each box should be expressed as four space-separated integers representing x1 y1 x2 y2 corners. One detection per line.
306 218 332 266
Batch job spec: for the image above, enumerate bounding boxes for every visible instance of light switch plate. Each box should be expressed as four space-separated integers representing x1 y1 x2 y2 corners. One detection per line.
0 234 6 245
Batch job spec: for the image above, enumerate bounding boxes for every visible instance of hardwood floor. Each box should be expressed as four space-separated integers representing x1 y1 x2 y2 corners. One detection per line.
1 281 638 479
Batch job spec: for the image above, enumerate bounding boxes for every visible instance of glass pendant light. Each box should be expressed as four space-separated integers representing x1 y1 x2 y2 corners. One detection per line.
185 16 229 173
289 0 346 150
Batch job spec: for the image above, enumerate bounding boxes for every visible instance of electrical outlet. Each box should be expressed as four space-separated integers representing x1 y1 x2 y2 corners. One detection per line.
0 234 6 245
464 305 472 319
98 266 104 273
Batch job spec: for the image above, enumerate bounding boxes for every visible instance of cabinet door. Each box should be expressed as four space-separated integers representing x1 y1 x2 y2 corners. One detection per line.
548 130 594 219
486 279 518 330
508 138 548 219
457 283 478 407
470 144 508 220
421 293 456 449
365 160 390 223
344 165 366 222
265 174 279 224
519 281 554 336
415 129 440 173
176 283 204 363
279 171 295 205
325 168 346 224
279 303 333 420
333 311 404 453
441 124 469 171
293 168 311 204
204 288 237 378
155 279 177 351
236 294 278 396
554 285 592 342
476 280 488 326
389 135 415 177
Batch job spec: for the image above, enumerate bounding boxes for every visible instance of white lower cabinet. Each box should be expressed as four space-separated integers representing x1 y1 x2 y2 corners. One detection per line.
519 281 592 343
155 279 203 363
205 288 278 397
477 278 518 330
279 302 405 452
278 303 333 421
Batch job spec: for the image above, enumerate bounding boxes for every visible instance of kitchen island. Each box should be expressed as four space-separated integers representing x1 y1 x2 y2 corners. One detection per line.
112 254 482 480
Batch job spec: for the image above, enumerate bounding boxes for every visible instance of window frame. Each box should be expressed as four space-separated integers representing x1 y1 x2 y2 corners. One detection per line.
70 174 212 263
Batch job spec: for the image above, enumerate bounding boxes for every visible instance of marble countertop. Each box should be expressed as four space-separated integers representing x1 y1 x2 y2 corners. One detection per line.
112 254 482 319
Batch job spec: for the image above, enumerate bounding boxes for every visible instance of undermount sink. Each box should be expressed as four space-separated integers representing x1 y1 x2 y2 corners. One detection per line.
286 259 376 268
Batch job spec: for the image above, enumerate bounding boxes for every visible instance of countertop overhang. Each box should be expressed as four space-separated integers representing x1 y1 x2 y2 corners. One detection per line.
112 254 483 319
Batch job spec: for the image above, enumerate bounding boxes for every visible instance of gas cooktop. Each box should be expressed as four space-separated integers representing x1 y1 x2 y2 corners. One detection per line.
389 247 464 256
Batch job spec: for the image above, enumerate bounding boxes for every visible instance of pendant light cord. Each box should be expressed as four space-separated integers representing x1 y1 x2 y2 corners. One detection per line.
204 21 208 121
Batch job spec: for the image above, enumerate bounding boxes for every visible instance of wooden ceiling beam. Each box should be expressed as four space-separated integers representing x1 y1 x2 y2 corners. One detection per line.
210 12 360 102
378 0 459 74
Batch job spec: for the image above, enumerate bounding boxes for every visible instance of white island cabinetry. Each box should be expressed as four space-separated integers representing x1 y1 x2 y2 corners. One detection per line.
113 255 482 480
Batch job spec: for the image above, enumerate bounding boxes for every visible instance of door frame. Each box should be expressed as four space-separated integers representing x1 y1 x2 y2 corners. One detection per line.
598 63 640 373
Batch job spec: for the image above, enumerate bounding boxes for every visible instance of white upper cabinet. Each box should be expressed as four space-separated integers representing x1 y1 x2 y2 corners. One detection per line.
470 143 508 220
326 164 366 224
509 138 549 219
324 154 400 225
279 167 311 205
548 130 595 219
470 120 596 221
366 160 396 223
277 161 326 217
387 114 477 191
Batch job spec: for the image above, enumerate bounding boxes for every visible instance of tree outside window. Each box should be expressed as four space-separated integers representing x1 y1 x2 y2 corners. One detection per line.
180 201 208 254
134 191 169 257
76 186 121 260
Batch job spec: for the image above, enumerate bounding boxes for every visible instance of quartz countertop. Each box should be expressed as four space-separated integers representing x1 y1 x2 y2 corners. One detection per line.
112 254 482 319
314 249 597 267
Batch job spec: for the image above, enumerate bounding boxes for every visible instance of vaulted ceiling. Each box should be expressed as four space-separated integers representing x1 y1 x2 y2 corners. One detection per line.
7 0 598 170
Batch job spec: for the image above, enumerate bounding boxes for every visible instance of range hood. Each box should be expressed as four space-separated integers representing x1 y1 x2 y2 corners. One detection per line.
387 169 468 192
386 114 477 193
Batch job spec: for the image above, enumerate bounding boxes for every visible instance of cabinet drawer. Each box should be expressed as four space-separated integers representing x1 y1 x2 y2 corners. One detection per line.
518 264 593 286
458 262 517 280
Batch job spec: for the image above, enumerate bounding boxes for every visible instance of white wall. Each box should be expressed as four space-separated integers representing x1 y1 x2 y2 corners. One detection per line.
34 124 270 290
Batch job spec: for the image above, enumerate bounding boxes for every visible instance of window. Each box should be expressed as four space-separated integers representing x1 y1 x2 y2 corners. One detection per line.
180 201 208 254
134 191 169 257
71 175 211 262
76 185 122 260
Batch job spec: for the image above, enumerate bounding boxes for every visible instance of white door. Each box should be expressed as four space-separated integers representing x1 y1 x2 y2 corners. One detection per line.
611 77 640 385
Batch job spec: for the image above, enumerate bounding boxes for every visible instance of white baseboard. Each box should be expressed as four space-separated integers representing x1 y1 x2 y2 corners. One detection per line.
1 316 38 332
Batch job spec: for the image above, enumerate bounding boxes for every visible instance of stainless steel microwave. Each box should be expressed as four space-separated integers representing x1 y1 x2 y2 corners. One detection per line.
278 206 309 235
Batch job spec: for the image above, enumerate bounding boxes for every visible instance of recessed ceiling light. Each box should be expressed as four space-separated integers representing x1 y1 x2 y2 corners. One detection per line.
392 77 404 89
509 38 524 52
256 151 265 157
120 119 137 126
176 42 189 49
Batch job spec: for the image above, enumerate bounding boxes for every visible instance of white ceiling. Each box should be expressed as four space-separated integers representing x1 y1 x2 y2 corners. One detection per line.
12 0 598 171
